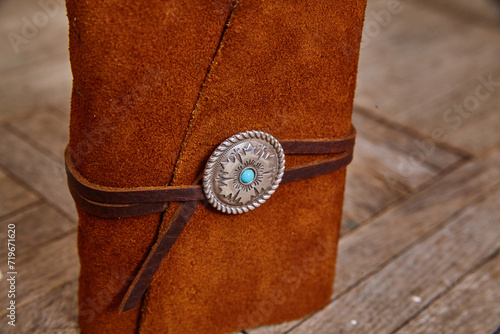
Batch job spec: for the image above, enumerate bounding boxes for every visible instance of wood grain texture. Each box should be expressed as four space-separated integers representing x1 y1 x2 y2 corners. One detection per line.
0 280 78 334
0 125 76 221
352 109 463 172
0 203 75 258
6 107 69 160
398 252 500 334
418 0 500 26
0 169 39 219
355 0 500 155
342 110 463 233
352 114 435 191
444 100 500 156
245 322 294 334
335 149 500 295
0 233 78 315
0 52 71 122
289 183 500 333
0 0 69 72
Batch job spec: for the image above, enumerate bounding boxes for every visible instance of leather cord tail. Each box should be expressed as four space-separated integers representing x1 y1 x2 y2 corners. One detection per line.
118 150 353 312
119 200 199 312
65 126 356 312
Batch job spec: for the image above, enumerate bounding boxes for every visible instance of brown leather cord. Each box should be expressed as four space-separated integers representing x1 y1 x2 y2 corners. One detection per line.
65 127 356 312
65 148 204 218
281 151 353 184
65 126 356 218
67 176 171 219
280 126 356 155
118 150 354 312
120 200 199 312
65 148 206 204
66 150 354 218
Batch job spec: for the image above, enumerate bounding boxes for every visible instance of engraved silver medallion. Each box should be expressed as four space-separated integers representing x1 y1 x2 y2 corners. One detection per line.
203 130 285 214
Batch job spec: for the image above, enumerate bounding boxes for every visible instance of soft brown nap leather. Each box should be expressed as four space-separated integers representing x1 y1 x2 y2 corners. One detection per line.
67 0 235 332
66 0 366 333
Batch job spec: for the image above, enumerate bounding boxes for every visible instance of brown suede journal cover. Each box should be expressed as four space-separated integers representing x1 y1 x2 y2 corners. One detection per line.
66 1 367 333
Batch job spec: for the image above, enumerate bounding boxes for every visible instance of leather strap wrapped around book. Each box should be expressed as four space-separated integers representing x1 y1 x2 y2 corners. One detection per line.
65 126 356 312
65 127 356 218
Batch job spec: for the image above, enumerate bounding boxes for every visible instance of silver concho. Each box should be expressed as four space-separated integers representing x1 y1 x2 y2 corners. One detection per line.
203 130 285 214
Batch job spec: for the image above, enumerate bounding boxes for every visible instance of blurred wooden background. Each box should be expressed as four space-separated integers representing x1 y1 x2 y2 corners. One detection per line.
0 0 499 333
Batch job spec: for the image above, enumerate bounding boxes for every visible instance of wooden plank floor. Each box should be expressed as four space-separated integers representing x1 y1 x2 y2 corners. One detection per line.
0 0 499 333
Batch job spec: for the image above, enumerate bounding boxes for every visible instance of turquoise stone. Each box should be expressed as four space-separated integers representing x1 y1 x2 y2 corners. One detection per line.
240 168 255 184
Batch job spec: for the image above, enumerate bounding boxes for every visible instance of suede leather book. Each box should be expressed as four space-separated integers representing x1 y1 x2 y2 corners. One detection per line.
65 0 367 333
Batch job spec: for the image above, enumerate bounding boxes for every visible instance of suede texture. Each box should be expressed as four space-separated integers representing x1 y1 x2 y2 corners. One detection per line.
67 0 366 333
67 0 234 332
140 1 366 332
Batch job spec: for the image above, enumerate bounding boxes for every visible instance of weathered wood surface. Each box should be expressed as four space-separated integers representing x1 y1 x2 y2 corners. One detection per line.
0 168 39 219
398 251 500 334
1 280 79 334
0 52 72 123
0 233 79 317
0 0 499 332
6 108 69 160
0 0 68 71
0 125 76 221
288 179 500 334
419 0 500 26
0 203 75 258
341 109 463 233
356 0 500 155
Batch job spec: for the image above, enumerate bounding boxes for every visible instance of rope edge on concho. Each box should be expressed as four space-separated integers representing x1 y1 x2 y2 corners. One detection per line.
202 130 286 214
